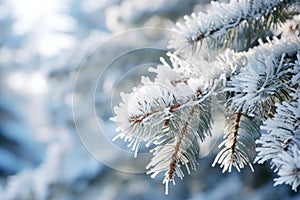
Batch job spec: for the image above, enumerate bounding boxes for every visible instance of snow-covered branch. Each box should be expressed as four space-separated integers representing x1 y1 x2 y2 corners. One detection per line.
112 0 300 194
255 91 300 191
212 113 260 172
169 0 297 54
146 102 211 194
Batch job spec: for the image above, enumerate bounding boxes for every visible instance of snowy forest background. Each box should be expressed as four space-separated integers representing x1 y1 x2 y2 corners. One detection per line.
0 0 299 200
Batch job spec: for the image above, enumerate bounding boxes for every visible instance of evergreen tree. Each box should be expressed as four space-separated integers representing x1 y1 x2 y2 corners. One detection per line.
112 0 300 194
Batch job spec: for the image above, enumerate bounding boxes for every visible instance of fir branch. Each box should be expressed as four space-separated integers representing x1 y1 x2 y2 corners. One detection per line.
112 52 216 194
159 107 196 195
222 37 300 118
255 97 300 166
273 145 300 191
112 85 180 157
225 53 293 118
169 0 298 54
217 35 300 79
111 1 300 194
146 101 212 195
212 113 260 172
112 53 218 151
255 94 300 190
